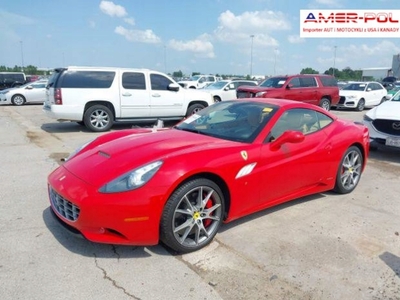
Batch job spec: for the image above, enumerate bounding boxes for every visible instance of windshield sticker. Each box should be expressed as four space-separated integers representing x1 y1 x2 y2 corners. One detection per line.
278 80 286 84
359 84 366 87
262 108 273 113
183 114 201 123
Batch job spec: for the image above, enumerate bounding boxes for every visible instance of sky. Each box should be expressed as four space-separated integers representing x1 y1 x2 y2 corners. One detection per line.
0 0 399 77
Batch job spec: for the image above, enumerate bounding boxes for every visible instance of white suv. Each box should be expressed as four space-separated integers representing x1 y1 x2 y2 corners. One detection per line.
178 75 217 89
203 79 258 102
43 66 214 132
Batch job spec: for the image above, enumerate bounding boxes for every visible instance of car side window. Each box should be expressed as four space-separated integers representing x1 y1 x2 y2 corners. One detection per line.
208 76 215 82
288 78 301 88
122 72 146 90
300 77 317 87
269 108 333 141
32 83 46 88
150 74 173 91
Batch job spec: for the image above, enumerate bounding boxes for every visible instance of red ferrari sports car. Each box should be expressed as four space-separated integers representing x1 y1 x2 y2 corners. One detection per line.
47 98 369 253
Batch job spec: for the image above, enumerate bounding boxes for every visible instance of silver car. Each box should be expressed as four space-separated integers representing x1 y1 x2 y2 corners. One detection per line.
0 80 48 106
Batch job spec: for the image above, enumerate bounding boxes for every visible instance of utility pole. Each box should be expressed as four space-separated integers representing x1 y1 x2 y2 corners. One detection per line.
250 35 254 77
333 46 337 77
20 41 25 72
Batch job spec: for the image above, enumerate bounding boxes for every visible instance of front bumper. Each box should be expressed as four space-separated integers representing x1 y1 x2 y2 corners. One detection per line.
363 119 400 148
47 166 166 246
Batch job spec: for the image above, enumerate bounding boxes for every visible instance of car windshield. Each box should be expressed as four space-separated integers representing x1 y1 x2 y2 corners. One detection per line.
175 101 278 143
189 75 201 81
342 83 367 91
259 77 287 88
390 90 400 101
203 81 229 89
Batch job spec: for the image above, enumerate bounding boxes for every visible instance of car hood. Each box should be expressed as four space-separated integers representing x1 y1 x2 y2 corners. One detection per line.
339 90 365 96
63 129 239 186
366 100 400 120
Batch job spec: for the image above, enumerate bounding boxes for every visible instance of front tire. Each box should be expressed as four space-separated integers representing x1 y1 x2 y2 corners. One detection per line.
356 99 365 111
160 178 224 253
11 94 26 106
213 96 221 103
83 105 114 132
186 103 206 117
333 146 363 194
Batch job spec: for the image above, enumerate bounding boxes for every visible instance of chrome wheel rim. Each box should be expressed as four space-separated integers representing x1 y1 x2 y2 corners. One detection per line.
340 150 362 190
172 186 222 248
357 100 365 110
14 96 24 105
90 109 110 129
321 100 330 110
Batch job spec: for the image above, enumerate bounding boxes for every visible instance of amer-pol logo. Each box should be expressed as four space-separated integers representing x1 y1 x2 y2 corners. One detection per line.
300 10 400 38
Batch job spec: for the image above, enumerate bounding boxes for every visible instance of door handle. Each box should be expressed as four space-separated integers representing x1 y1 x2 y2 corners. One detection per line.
152 94 161 97
122 93 132 96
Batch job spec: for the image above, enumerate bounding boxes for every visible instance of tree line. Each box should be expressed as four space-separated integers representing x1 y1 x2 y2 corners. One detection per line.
1 64 364 81
0 65 49 75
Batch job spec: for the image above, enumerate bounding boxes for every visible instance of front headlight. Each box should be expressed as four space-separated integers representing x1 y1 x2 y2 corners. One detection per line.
99 160 163 193
255 91 267 97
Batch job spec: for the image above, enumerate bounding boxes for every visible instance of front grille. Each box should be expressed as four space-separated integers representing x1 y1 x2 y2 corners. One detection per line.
237 91 253 98
372 119 400 136
49 187 80 222
339 96 346 104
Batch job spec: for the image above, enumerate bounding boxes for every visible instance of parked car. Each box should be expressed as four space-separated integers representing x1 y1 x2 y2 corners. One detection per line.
203 79 258 102
47 98 369 253
0 80 48 106
363 90 400 150
386 86 400 98
43 66 214 132
336 81 388 111
0 72 26 90
236 74 339 110
178 75 217 89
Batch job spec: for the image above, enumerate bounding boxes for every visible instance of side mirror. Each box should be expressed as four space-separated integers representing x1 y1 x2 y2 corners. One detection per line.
270 130 305 151
286 84 292 89
367 88 372 91
168 83 180 92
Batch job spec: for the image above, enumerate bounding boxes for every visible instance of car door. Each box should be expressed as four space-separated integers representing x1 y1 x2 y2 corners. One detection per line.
149 73 185 117
220 82 237 100
120 71 151 117
26 82 47 103
257 109 334 205
363 83 376 106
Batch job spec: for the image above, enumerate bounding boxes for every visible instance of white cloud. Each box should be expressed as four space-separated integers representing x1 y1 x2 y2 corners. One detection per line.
288 35 305 44
218 10 291 32
115 26 161 43
168 35 215 58
99 1 127 18
124 17 135 25
214 10 289 48
309 0 344 8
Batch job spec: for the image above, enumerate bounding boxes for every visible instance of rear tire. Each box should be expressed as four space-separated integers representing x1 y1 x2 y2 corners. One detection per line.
83 105 114 132
333 146 363 194
319 98 331 111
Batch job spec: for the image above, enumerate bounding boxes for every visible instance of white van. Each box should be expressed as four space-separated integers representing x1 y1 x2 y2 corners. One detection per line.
43 66 214 132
